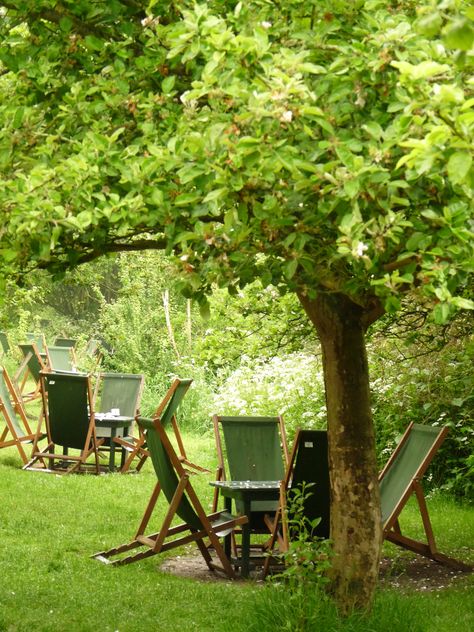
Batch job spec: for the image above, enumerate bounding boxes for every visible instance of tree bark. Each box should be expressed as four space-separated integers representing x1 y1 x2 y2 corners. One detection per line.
298 291 382 614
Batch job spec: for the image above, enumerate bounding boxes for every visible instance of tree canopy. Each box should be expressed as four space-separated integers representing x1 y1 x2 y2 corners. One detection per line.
0 0 472 321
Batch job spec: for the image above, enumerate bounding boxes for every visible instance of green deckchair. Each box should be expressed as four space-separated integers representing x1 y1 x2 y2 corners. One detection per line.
16 342 47 402
380 422 471 570
23 371 104 475
0 331 10 356
93 372 144 472
120 378 209 474
212 415 289 524
54 337 77 348
0 367 45 464
26 333 46 353
262 428 330 576
92 383 248 577
46 345 76 372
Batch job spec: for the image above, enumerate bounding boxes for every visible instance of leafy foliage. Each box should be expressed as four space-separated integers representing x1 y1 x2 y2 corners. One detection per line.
0 0 472 322
370 328 474 498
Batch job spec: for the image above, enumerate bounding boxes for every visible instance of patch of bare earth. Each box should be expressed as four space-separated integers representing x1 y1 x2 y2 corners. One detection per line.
160 550 473 591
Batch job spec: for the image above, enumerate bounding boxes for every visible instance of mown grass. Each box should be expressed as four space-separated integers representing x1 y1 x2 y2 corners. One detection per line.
0 433 472 632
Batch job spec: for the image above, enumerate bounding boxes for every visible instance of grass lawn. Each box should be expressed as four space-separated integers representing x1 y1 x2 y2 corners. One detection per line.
0 432 472 632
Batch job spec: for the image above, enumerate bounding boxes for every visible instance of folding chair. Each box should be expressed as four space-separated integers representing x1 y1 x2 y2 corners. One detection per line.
15 341 47 402
23 371 104 475
212 415 289 564
262 429 330 576
212 415 289 519
0 367 46 464
26 333 46 353
45 345 76 372
92 384 248 578
93 372 144 472
85 338 103 369
120 378 209 474
54 337 77 348
380 422 471 570
0 331 11 356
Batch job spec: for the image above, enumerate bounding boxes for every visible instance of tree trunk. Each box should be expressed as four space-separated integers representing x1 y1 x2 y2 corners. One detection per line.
298 291 382 614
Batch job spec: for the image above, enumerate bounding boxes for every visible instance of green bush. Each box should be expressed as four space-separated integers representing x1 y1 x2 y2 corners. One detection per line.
369 335 474 499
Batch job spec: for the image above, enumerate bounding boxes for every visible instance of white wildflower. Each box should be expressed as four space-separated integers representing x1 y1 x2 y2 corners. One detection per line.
355 241 368 257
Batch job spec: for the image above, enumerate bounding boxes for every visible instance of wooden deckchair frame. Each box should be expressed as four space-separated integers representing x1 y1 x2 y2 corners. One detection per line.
15 340 47 403
0 368 46 464
120 378 209 474
380 422 471 570
92 402 248 577
23 371 104 475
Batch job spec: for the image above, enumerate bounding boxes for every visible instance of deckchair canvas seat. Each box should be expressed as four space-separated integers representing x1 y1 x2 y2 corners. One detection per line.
92 372 144 472
16 342 47 403
46 345 76 372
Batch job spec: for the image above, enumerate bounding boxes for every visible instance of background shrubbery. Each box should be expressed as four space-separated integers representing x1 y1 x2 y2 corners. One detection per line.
1 251 472 498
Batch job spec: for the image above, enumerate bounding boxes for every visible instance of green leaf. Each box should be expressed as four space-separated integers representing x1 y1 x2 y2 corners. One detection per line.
315 118 335 135
443 19 474 51
162 76 176 94
203 188 228 202
451 296 474 310
417 12 442 37
344 179 360 198
299 63 326 75
391 60 450 79
447 151 472 185
335 146 354 169
174 193 201 206
362 121 384 140
198 298 211 320
284 259 298 280
84 35 105 51
172 231 197 245
433 302 451 324
300 106 325 118
59 17 73 33
384 295 401 313
406 232 431 251
12 107 25 130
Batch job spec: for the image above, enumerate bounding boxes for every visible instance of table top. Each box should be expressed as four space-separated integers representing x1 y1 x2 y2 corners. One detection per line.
210 480 280 490
94 413 134 428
